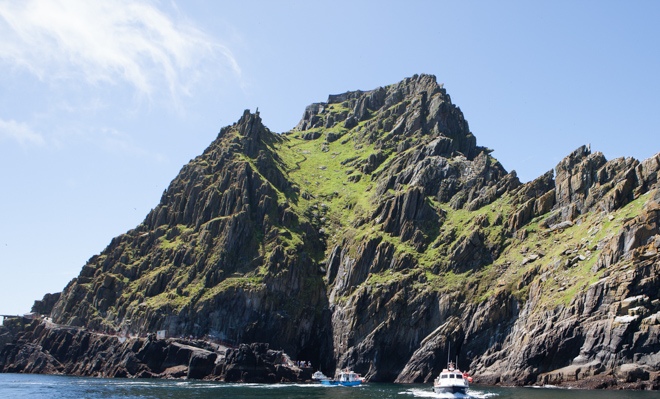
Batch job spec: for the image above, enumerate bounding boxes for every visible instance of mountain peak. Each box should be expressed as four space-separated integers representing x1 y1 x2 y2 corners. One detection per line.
294 74 482 161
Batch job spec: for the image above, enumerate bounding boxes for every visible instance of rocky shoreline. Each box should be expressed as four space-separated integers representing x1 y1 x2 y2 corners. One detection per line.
0 317 311 383
1 316 657 389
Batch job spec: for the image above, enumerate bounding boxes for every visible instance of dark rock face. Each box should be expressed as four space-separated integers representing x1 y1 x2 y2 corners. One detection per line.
553 145 642 222
31 292 61 316
0 320 309 382
3 74 660 389
222 343 308 383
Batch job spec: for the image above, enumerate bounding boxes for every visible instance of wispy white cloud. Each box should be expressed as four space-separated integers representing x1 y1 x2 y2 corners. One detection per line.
0 118 45 146
0 0 240 102
97 127 166 162
44 122 167 161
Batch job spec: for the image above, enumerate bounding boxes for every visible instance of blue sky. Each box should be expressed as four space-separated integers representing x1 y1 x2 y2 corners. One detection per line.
1 0 659 315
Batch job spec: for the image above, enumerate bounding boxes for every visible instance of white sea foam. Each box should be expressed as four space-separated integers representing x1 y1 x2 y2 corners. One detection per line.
402 388 498 398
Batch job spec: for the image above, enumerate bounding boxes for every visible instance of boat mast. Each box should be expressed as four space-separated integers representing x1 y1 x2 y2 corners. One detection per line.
447 342 450 366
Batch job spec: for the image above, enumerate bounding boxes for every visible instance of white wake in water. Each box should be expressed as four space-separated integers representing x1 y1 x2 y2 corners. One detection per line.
401 388 499 399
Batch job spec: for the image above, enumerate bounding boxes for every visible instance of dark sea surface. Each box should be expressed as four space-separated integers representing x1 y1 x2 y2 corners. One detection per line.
0 374 657 399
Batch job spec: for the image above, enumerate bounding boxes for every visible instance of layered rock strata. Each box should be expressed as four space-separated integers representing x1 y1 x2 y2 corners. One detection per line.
0 318 309 382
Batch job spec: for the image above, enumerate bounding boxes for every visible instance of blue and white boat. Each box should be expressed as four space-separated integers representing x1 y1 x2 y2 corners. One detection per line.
320 369 364 386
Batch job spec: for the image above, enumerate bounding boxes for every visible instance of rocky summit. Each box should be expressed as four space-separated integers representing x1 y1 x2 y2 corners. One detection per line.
1 74 659 389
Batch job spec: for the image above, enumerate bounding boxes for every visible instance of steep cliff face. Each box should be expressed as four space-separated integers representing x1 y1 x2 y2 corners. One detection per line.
4 75 660 388
50 109 332 366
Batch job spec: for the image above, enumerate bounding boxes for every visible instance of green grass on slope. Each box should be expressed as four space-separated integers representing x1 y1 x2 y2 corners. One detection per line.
276 125 383 241
273 108 524 301
483 191 652 311
327 169 653 314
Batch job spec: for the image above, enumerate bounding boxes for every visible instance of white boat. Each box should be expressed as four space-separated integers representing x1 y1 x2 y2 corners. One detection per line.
320 369 364 386
433 360 470 395
312 370 330 381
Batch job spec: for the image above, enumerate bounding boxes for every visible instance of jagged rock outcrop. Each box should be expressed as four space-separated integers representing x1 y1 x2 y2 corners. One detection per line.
505 170 556 232
551 145 643 223
31 292 61 316
2 74 660 389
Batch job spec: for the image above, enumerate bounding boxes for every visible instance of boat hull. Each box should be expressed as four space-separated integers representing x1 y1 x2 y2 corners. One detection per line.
321 380 362 386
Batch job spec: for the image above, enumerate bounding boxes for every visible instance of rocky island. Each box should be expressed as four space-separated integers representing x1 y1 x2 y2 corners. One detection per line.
1 75 659 389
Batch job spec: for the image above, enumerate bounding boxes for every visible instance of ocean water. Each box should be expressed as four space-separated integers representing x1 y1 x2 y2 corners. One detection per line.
0 374 657 399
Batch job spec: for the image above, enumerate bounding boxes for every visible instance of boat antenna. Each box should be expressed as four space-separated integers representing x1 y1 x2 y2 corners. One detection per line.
447 342 451 366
